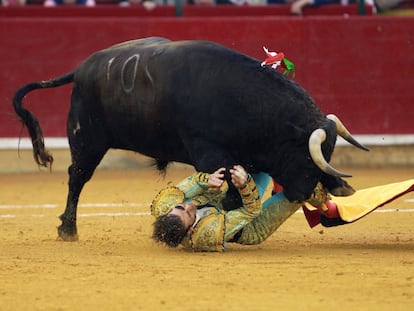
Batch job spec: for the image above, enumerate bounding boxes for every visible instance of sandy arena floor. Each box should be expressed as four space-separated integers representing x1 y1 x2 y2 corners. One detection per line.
0 166 413 311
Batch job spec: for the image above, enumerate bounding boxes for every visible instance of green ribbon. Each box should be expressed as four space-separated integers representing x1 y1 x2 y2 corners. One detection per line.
282 58 296 78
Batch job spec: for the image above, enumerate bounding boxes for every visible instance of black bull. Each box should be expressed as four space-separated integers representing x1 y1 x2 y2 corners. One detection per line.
13 37 368 241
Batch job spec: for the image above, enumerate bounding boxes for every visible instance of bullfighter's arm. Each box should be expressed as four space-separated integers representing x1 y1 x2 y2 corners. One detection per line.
175 171 227 206
224 175 262 241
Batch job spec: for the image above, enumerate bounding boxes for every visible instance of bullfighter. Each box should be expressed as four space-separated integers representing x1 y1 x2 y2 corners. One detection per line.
151 166 414 252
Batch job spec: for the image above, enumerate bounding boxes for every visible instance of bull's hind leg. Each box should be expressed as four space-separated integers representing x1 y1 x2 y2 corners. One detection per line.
57 149 107 241
57 93 109 241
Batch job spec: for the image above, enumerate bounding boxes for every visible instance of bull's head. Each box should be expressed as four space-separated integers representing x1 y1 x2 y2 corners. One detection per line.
278 114 369 203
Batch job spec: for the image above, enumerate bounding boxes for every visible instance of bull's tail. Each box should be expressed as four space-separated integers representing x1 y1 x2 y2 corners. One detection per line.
13 71 75 168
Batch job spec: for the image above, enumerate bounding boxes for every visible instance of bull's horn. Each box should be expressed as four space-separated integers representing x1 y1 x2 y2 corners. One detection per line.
327 114 370 151
308 129 352 178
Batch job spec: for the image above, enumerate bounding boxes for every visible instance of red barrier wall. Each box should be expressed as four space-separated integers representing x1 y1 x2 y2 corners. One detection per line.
1 8 413 138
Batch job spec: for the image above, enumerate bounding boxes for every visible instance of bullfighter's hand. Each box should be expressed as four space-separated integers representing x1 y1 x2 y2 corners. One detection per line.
208 167 226 191
230 165 248 189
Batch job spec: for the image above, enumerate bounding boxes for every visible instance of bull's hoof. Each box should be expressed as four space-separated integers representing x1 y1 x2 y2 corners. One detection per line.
57 225 79 242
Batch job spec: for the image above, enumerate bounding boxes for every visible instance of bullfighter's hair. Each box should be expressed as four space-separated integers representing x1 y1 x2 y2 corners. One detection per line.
152 214 188 248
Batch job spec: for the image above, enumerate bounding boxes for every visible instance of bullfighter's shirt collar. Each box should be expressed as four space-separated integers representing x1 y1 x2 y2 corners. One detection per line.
193 204 215 228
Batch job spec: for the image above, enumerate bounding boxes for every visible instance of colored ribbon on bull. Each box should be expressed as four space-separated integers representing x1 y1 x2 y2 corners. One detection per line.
261 46 295 78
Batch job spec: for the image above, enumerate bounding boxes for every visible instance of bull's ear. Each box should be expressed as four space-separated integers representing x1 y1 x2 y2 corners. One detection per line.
330 182 355 197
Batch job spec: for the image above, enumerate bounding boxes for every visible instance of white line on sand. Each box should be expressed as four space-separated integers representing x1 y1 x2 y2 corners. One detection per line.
1 208 414 219
0 203 147 209
1 199 413 210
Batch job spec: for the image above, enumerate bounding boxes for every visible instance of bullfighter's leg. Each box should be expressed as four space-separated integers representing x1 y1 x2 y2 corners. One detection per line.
251 172 272 198
235 192 301 245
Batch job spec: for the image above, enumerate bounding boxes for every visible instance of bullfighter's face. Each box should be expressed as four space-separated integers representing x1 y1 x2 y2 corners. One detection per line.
169 203 197 231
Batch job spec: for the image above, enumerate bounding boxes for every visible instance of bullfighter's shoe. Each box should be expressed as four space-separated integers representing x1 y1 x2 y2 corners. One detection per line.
316 200 339 218
319 201 349 227
314 200 349 227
